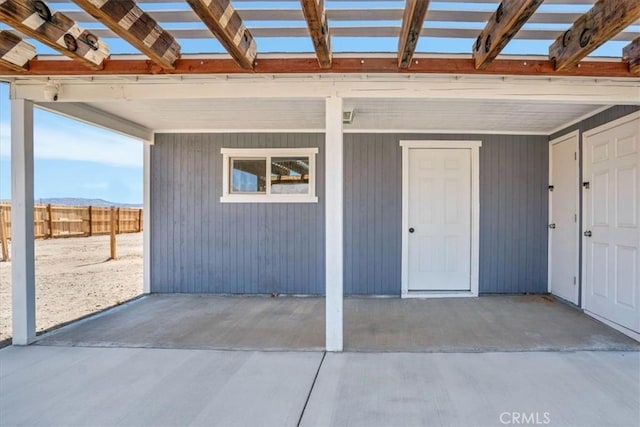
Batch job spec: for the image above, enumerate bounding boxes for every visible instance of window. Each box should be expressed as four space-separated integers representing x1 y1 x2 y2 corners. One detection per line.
221 148 318 203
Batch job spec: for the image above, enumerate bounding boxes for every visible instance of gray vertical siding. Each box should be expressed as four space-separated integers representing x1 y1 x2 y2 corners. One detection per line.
344 134 402 295
151 133 325 294
152 131 552 295
550 106 640 141
549 105 640 305
344 134 549 295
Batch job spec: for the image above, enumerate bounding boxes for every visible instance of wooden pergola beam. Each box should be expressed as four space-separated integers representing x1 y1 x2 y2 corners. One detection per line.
0 0 108 70
473 1 544 70
72 0 181 70
185 0 257 70
623 36 640 74
549 0 640 71
0 31 36 72
300 0 332 69
398 0 430 68
0 57 635 78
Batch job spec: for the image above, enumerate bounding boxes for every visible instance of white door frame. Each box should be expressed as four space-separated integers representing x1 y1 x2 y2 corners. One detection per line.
400 140 481 298
580 111 640 341
547 130 580 303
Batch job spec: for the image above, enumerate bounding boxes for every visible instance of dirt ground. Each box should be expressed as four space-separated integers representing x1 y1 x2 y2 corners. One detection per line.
0 233 143 342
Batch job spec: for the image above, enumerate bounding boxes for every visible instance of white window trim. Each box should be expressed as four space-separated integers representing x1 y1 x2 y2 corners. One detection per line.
399 140 481 298
221 147 319 203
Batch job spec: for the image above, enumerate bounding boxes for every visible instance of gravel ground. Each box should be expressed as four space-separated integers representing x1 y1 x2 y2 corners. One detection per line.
0 233 143 342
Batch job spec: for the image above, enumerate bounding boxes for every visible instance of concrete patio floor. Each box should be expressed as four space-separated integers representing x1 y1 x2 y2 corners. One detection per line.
1 346 638 427
35 294 640 352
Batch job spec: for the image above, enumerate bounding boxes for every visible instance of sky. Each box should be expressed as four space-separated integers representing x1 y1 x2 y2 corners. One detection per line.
0 84 143 205
0 2 634 204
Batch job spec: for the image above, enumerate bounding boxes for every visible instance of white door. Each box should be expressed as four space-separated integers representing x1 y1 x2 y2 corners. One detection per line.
549 132 579 304
408 149 471 291
583 114 640 334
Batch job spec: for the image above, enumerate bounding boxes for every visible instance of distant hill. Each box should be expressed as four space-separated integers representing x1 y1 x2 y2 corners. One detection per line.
30 198 142 208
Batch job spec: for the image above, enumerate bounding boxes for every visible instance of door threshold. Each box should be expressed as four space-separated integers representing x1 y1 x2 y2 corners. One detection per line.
402 290 477 299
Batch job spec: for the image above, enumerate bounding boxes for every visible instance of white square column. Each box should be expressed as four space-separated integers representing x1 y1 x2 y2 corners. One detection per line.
325 96 343 352
11 99 35 345
142 142 151 294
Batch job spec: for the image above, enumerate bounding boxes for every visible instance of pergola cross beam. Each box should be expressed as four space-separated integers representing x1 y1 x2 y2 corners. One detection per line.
549 0 640 71
398 0 430 69
72 0 181 70
185 0 257 70
0 30 36 72
623 36 640 74
473 0 544 70
0 0 109 70
300 0 332 69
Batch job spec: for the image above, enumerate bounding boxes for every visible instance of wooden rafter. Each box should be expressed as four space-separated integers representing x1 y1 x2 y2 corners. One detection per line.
0 57 635 78
0 0 108 70
549 0 640 71
623 36 640 74
300 0 331 68
0 30 36 72
398 0 430 69
72 0 181 70
473 1 544 70
185 0 257 70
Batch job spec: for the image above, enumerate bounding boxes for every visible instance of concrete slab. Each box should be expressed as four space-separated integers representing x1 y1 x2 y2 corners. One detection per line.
301 351 640 427
37 294 325 351
36 294 639 352
0 346 323 426
345 295 640 352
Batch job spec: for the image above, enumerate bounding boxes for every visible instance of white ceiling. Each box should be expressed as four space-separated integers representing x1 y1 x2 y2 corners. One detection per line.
84 98 605 135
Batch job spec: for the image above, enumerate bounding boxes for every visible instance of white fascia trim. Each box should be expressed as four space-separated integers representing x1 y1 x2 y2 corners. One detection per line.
156 129 325 134
345 129 550 135
399 139 481 298
35 102 154 142
13 78 640 105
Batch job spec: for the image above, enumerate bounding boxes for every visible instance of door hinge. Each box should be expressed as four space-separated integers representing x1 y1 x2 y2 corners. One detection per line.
574 213 577 223
573 276 576 285
574 152 577 160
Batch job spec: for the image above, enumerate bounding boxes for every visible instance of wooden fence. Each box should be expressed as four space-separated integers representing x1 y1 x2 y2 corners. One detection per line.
0 203 142 249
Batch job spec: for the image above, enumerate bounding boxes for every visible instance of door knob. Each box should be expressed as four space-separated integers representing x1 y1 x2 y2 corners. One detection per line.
409 228 415 233
584 230 592 237
549 223 556 229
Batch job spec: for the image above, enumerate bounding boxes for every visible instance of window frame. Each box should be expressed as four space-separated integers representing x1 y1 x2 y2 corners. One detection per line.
221 147 319 203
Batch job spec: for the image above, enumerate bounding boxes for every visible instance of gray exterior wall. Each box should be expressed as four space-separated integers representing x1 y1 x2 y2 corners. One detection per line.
549 105 640 305
550 106 640 141
344 134 549 295
151 133 325 294
151 132 551 295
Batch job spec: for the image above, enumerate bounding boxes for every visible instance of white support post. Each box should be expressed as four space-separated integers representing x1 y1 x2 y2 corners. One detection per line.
11 99 35 345
143 141 151 294
325 96 343 352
